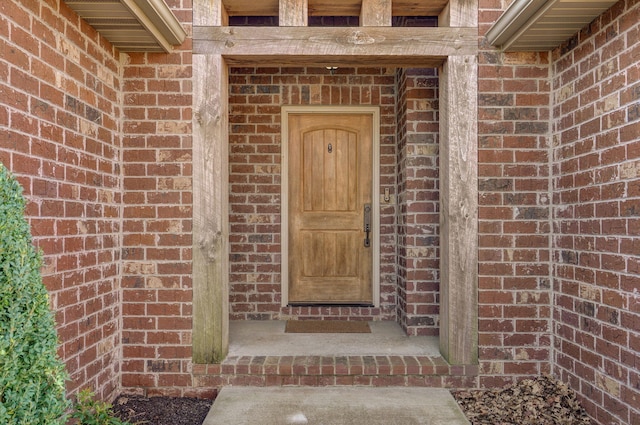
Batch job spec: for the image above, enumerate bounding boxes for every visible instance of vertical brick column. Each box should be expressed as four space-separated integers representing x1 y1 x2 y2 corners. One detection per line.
396 69 440 336
478 0 553 385
120 2 195 392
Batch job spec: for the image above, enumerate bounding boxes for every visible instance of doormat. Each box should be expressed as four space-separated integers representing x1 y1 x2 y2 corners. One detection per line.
285 320 371 334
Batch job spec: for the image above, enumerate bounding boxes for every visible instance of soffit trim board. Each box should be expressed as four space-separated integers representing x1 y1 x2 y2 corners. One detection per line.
65 0 187 52
485 0 552 50
120 0 185 51
486 0 618 52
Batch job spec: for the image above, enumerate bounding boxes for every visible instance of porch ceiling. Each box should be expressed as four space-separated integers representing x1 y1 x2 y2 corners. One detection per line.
64 0 186 52
486 0 618 51
222 0 449 16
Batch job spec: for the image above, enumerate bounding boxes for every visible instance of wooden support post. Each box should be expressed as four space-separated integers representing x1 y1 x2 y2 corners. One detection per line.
439 54 478 365
194 0 228 26
192 0 229 364
439 0 477 27
438 0 478 367
360 0 392 26
280 0 308 26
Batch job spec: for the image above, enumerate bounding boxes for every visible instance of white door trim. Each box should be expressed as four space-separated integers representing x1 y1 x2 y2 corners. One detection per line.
281 105 381 307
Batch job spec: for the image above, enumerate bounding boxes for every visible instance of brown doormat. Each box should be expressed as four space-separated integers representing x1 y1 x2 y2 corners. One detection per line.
285 320 371 334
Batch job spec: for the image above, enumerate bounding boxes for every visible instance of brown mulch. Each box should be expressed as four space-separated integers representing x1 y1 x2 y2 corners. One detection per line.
111 394 214 425
111 375 592 425
452 374 593 425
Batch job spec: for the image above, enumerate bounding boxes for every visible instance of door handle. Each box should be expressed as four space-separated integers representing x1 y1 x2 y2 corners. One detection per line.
363 203 371 247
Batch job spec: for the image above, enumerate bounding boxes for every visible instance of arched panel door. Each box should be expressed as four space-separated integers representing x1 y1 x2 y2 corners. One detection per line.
287 113 373 304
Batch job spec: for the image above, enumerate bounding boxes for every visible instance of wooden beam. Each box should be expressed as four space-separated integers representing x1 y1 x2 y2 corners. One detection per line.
280 0 308 26
192 54 229 364
223 0 278 16
360 0 392 26
438 3 451 27
440 0 477 27
392 0 448 16
193 26 478 65
195 0 228 26
439 54 478 365
215 55 445 67
193 0 229 364
222 0 449 17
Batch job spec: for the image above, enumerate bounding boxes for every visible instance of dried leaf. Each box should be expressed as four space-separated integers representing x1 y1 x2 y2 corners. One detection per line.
452 375 593 425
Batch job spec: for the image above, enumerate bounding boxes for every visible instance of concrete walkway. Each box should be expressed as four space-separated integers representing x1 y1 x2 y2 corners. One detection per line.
203 387 470 425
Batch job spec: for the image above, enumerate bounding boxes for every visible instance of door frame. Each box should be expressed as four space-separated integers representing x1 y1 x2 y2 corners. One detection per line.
280 105 381 307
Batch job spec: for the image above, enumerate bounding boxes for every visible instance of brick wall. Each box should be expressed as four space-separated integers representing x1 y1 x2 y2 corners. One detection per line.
226 66 443 332
477 0 554 387
4 0 640 418
0 0 123 399
551 0 640 423
227 67 399 322
119 5 196 396
395 68 441 336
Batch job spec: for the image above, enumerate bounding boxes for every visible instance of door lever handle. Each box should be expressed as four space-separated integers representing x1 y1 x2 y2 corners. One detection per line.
363 203 371 247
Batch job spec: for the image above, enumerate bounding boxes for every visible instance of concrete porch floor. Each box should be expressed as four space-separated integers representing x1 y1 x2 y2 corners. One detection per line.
229 320 441 357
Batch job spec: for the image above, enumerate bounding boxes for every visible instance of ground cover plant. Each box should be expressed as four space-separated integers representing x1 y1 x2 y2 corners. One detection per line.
73 389 133 425
0 163 69 424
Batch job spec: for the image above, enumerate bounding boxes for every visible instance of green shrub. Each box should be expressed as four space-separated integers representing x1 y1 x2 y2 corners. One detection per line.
0 163 69 424
72 389 132 425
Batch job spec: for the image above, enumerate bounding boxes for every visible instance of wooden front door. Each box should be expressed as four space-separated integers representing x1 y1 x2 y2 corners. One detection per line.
287 112 373 304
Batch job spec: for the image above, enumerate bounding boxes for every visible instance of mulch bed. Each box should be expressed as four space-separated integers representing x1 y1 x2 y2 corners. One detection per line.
111 394 214 425
111 375 593 425
452 375 593 425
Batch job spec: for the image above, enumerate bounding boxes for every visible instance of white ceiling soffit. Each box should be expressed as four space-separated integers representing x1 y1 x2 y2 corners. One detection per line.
65 0 187 52
486 0 618 51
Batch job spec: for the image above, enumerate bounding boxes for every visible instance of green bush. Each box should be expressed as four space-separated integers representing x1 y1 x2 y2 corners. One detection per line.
0 163 69 424
72 389 132 425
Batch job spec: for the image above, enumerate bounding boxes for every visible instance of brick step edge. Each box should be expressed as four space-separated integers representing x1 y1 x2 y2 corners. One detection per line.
192 355 479 389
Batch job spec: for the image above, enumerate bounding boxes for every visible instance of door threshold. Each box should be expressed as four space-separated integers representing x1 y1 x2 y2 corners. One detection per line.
287 303 375 308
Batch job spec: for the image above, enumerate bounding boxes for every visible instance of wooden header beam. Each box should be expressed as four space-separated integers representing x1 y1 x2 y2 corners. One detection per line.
222 0 448 17
193 26 478 66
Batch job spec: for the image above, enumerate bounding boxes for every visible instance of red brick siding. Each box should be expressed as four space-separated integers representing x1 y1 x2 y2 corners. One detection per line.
551 0 640 423
119 11 196 396
395 68 441 336
4 0 640 416
0 0 122 399
478 0 554 388
227 67 441 331
228 67 399 322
